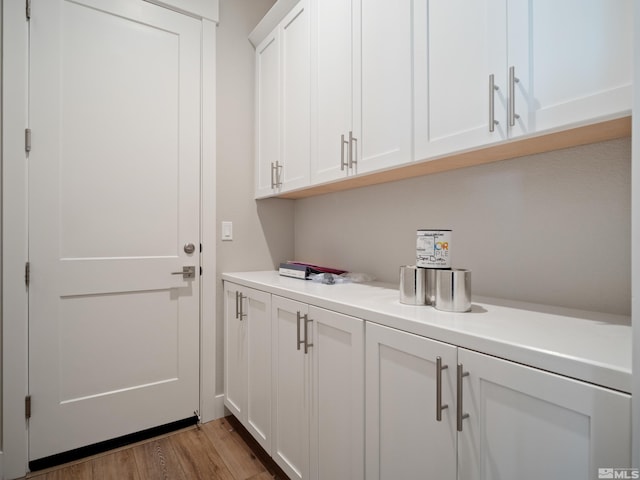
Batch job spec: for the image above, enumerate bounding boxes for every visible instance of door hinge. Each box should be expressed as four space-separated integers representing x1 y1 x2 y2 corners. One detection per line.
26 0 31 20
25 261 30 287
25 395 32 419
25 128 32 152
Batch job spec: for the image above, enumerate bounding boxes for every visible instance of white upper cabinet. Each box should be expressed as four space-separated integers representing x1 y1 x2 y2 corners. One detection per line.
311 0 414 183
507 0 632 137
415 0 632 162
415 0 506 161
255 0 310 199
255 30 281 199
357 0 413 174
280 2 311 191
310 0 355 183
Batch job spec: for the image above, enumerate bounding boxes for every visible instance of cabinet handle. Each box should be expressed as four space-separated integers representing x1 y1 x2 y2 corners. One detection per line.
235 291 240 319
348 131 357 169
489 74 499 132
340 134 349 171
274 161 283 188
456 364 469 432
270 162 275 189
436 356 449 422
508 66 520 127
238 293 247 321
296 311 304 351
304 314 313 354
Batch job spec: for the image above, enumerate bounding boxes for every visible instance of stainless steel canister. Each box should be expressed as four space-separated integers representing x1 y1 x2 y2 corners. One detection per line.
425 268 438 305
399 266 426 305
435 269 471 312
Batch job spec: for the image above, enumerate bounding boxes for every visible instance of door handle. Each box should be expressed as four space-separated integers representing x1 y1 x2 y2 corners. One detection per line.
171 266 195 279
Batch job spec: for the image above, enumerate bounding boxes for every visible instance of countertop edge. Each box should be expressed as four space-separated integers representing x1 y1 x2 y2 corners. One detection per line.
222 271 632 394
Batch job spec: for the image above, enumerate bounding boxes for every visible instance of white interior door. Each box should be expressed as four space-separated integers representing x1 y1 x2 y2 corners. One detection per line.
29 0 201 461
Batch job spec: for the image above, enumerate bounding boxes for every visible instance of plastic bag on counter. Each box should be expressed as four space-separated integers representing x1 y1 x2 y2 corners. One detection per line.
309 272 376 285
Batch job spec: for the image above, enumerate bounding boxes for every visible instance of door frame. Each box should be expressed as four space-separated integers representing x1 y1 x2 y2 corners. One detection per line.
1 2 220 478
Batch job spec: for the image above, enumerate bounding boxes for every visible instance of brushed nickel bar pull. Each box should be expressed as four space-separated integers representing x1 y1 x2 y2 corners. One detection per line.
235 291 240 319
274 161 283 188
270 162 275 189
304 314 313 354
238 294 247 320
508 66 520 127
348 131 358 169
340 134 349 171
457 363 470 432
296 311 304 351
436 356 449 422
489 74 499 132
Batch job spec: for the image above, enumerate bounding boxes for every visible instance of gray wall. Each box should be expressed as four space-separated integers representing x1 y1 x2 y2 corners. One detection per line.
295 138 631 316
216 0 292 395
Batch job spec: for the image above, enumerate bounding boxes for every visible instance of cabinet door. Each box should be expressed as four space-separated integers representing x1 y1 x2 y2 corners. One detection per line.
507 0 632 138
280 0 310 192
356 0 412 174
310 0 354 184
255 30 280 198
366 323 457 480
223 284 272 453
414 0 506 161
271 296 310 480
244 287 272 454
457 348 632 480
309 307 364 480
224 282 245 420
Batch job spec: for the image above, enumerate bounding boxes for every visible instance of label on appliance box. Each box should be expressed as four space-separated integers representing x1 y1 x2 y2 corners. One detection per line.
416 230 451 269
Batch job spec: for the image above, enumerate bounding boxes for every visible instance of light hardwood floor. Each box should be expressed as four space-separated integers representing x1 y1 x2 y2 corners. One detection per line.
26 416 287 480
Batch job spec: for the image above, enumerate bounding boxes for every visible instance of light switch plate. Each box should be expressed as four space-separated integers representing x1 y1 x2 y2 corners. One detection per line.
221 221 233 241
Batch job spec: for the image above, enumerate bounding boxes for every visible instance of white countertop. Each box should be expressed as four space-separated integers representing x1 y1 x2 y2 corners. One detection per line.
222 271 632 394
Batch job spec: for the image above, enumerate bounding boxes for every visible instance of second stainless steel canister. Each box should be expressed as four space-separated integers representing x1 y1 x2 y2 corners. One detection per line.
399 265 426 305
435 269 472 312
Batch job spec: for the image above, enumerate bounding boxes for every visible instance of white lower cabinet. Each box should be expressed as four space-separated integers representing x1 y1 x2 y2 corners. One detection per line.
458 348 632 480
366 322 632 480
271 295 365 480
225 284 631 480
271 296 310 480
223 283 272 453
365 322 458 480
